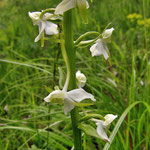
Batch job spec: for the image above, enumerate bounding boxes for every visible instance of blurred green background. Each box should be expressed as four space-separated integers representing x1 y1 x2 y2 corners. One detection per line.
0 0 150 149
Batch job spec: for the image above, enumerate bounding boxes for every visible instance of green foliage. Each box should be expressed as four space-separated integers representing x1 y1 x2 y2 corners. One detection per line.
0 0 150 149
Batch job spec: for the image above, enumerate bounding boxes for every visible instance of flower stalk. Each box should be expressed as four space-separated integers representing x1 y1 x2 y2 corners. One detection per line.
63 10 82 149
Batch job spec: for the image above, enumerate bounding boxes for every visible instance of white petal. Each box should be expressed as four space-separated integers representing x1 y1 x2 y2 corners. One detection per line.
54 0 76 15
86 0 89 9
44 90 65 102
64 98 75 115
103 114 118 127
67 88 96 102
96 121 110 142
28 11 41 20
76 70 86 88
90 43 100 57
29 11 41 25
101 44 109 60
102 28 114 39
92 39 109 60
45 21 58 35
34 22 46 42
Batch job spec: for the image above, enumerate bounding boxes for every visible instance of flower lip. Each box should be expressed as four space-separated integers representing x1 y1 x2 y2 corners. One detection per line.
96 121 110 142
45 21 59 35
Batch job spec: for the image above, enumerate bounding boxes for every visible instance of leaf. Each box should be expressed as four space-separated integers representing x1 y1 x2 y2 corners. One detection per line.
0 126 73 147
0 59 52 75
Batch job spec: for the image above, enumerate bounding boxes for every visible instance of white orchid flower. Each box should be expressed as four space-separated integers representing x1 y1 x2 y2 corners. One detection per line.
29 11 58 42
54 0 89 15
93 114 117 142
90 28 114 60
76 70 86 88
44 88 96 115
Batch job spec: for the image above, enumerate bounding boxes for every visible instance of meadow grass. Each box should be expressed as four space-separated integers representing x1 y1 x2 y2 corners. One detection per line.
0 0 150 149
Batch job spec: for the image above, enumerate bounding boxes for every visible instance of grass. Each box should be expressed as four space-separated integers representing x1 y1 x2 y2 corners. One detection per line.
0 0 150 149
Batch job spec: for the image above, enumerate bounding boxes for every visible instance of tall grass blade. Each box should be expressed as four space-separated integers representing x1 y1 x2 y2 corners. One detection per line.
103 101 150 150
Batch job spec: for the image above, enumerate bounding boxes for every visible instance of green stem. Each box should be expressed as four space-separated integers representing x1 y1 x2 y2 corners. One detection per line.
63 11 75 89
63 10 82 150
